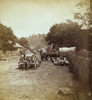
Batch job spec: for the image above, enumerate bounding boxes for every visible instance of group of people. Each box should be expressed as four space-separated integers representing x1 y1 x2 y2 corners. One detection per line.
52 56 70 66
18 47 70 70
18 49 41 70
41 49 70 66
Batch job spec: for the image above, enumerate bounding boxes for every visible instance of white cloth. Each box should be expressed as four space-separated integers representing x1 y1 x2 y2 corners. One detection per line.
25 52 33 57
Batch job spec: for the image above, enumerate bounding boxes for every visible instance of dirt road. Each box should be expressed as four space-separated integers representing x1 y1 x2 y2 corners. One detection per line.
0 57 78 100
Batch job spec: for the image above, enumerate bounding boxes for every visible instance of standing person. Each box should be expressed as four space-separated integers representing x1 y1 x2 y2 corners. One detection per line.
42 46 47 60
18 55 26 69
20 50 22 55
35 50 41 67
25 51 33 70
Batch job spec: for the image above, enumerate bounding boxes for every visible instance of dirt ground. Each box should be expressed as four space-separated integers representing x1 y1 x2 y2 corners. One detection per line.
0 56 78 100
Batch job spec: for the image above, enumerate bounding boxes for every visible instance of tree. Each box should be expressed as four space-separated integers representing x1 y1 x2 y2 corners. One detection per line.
0 23 17 53
74 0 92 51
27 34 47 48
45 20 86 50
74 0 92 29
18 37 29 48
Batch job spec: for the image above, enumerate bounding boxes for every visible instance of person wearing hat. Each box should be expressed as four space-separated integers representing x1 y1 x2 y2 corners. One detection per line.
18 55 26 69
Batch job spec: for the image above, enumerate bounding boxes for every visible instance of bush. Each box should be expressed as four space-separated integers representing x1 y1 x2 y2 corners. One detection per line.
0 50 3 61
76 56 90 85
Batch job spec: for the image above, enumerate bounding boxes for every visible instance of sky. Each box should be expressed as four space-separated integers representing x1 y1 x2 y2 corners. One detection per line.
0 0 87 38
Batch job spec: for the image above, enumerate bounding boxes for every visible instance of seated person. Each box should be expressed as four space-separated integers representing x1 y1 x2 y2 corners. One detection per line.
54 57 64 66
63 56 69 66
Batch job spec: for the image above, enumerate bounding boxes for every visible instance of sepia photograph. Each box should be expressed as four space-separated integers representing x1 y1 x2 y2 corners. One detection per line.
0 0 92 100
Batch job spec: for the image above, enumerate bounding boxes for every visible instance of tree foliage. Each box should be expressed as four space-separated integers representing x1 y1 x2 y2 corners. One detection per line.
74 0 92 51
0 23 17 53
18 37 29 48
45 20 88 50
74 0 92 29
27 34 47 49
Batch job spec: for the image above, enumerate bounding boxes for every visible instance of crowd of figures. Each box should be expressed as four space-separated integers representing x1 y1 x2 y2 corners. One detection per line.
18 46 70 70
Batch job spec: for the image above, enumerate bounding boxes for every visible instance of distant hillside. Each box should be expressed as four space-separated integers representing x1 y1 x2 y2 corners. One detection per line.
27 34 47 49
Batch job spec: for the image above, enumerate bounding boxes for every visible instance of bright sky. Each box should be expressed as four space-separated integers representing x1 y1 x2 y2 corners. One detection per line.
0 0 85 37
